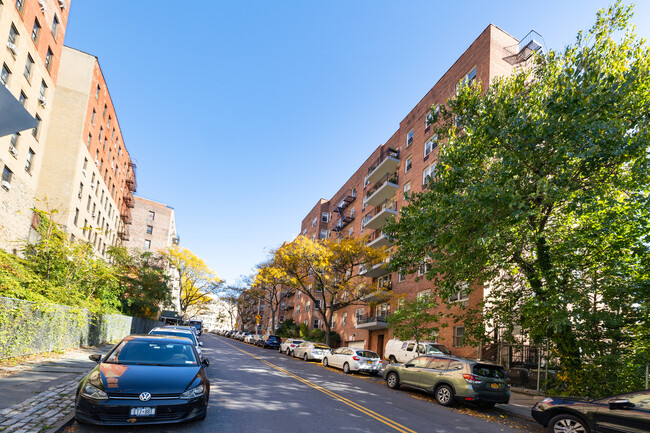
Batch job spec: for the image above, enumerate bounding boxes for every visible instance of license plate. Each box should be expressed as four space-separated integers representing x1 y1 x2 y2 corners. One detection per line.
490 383 499 389
366 361 373 364
130 407 156 417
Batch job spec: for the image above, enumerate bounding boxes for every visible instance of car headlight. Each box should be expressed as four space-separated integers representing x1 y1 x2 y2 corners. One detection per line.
82 384 108 400
180 384 205 399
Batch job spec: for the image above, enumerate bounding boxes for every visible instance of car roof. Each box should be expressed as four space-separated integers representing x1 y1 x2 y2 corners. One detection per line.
123 334 194 345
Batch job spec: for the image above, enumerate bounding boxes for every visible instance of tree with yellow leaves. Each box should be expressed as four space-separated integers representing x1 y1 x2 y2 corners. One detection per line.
254 261 294 333
271 235 386 346
162 246 222 321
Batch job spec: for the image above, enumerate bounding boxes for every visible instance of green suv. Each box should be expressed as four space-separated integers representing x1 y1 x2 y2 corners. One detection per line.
383 355 510 407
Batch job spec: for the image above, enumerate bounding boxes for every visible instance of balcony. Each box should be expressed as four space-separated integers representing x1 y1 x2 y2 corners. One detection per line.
120 212 132 225
363 200 398 231
365 173 398 207
361 280 392 302
172 235 180 245
366 148 400 185
117 228 130 241
367 230 391 249
355 315 389 330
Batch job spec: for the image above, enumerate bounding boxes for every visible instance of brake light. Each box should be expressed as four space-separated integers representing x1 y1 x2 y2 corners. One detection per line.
352 356 360 361
463 374 482 384
290 344 295 347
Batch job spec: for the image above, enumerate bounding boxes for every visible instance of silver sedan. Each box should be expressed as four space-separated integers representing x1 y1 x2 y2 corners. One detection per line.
293 342 331 361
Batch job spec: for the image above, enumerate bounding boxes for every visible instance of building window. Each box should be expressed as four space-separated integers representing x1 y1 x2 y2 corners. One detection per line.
15 0 25 13
98 127 103 141
8 24 18 46
2 166 13 189
10 133 19 150
24 54 34 81
405 156 412 173
86 133 92 149
148 211 155 221
91 109 96 125
313 319 321 329
51 15 60 39
417 289 432 299
321 212 328 223
342 312 347 326
406 129 414 147
73 208 79 226
1 64 10 86
423 163 436 185
19 91 26 106
355 308 364 323
32 115 42 140
146 225 153 234
77 182 83 198
96 84 100 100
403 182 411 198
424 135 437 157
31 19 40 44
312 216 317 227
102 104 107 119
449 282 470 304
319 229 326 239
453 326 465 347
305 301 310 312
314 300 321 309
39 80 47 101
45 48 53 71
144 239 151 249
398 271 405 282
457 67 477 93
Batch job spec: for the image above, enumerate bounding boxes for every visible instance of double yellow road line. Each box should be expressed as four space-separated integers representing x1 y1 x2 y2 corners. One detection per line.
221 339 416 433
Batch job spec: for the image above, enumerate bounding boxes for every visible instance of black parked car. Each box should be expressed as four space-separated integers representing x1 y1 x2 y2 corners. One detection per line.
531 389 650 433
257 334 282 349
75 334 210 426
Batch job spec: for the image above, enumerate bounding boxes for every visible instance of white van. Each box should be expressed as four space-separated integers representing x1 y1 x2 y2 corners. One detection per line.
384 339 451 363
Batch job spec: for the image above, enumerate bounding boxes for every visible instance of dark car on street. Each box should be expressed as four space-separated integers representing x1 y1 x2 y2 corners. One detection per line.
531 389 650 433
257 334 282 349
74 334 210 426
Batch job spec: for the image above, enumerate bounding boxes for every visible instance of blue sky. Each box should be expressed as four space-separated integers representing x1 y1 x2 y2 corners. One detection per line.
63 1 650 284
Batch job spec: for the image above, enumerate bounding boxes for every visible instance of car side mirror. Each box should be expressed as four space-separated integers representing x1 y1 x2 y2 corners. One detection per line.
89 354 102 363
405 363 414 368
201 358 210 367
609 399 632 410
199 342 204 347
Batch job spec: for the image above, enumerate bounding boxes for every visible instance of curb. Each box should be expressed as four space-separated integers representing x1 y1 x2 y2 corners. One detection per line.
47 414 75 433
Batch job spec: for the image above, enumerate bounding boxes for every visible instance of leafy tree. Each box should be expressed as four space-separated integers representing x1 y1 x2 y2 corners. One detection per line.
220 278 260 331
254 260 294 334
387 293 445 349
108 246 173 319
387 2 650 396
275 318 300 338
162 246 222 321
271 235 386 346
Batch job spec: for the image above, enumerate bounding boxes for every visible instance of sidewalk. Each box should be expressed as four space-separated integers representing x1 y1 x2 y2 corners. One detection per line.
0 345 113 433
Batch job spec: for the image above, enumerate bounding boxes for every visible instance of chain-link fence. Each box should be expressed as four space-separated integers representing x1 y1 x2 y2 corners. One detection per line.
0 297 162 359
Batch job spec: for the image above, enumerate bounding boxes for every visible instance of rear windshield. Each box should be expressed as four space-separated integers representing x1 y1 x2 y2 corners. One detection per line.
356 351 379 359
314 344 330 349
473 364 507 379
268 336 281 341
150 330 197 345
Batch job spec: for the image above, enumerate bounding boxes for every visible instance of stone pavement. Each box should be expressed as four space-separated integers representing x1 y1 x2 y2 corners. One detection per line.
0 345 113 433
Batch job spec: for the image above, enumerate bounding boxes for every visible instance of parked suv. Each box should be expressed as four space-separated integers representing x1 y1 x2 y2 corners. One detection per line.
279 339 304 356
384 355 510 407
257 334 282 349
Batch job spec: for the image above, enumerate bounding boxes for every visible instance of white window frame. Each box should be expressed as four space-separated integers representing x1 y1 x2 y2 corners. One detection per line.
406 129 414 147
423 163 436 185
405 156 412 173
424 135 437 157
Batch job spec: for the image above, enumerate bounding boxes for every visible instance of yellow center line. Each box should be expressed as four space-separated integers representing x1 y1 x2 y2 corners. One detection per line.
219 339 417 433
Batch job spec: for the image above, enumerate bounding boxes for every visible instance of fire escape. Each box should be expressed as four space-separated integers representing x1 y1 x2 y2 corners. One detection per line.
118 160 137 241
331 189 356 237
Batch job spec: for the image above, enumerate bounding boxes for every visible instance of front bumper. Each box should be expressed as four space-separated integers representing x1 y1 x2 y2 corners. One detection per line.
75 395 207 425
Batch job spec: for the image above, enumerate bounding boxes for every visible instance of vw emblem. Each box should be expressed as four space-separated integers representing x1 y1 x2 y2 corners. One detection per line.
139 392 151 402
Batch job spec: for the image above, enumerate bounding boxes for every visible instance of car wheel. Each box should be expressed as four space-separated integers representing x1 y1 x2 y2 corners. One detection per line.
386 372 400 389
435 384 455 407
279 347 284 353
303 353 309 361
389 355 397 364
323 358 329 367
548 414 590 433
289 350 294 357
343 362 351 374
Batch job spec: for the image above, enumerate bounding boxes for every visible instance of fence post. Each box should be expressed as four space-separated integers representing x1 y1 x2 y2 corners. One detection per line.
536 348 541 395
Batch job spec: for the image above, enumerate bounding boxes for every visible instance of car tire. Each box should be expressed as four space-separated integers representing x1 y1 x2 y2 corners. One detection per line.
279 347 284 354
303 353 309 361
289 350 294 357
323 358 329 367
343 362 351 374
548 414 590 433
389 355 397 364
435 384 455 407
386 372 400 389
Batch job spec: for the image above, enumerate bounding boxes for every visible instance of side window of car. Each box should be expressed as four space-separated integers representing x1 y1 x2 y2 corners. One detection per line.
624 391 650 409
411 356 431 368
345 349 354 356
429 357 450 370
334 348 344 354
406 343 415 351
447 360 463 371
417 344 426 354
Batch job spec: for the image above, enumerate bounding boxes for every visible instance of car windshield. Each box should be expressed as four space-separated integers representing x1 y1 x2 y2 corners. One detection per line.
104 340 198 366
473 364 507 379
314 345 329 349
150 330 197 345
268 336 281 341
356 351 379 359
426 344 451 355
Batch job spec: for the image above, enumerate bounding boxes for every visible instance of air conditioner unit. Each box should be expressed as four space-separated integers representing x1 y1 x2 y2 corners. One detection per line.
38 95 47 106
8 147 17 156
81 168 87 176
2 180 11 190
92 213 96 218
58 0 66 8
6 42 18 56
90 184 95 189
38 0 47 12
95 159 99 166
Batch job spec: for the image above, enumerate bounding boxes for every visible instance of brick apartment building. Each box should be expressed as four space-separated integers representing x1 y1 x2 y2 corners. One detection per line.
265 24 540 359
0 0 70 251
35 45 136 256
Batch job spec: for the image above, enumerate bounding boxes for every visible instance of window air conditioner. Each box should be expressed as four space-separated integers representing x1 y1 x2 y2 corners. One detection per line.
9 147 17 156
38 95 47 106
6 42 18 56
92 213 96 218
95 159 99 166
58 0 66 8
90 184 95 189
82 168 87 176
2 180 11 190
38 0 47 12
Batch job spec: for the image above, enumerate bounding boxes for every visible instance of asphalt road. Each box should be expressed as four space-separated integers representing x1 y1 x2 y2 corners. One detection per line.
66 334 541 433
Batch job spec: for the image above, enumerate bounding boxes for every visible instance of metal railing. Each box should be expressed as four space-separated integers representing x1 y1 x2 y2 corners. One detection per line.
365 173 399 199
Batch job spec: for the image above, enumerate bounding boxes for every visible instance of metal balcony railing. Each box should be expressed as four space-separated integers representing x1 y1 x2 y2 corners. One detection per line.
366 148 400 177
365 173 398 199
